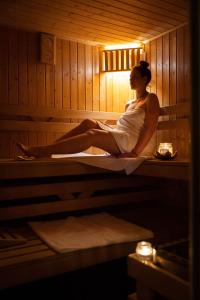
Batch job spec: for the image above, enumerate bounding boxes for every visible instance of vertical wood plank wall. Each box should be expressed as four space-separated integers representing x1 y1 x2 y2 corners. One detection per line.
0 26 132 158
145 25 190 158
0 25 190 158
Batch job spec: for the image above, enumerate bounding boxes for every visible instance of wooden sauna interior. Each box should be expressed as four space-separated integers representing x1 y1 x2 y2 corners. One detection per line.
0 0 191 299
0 0 190 158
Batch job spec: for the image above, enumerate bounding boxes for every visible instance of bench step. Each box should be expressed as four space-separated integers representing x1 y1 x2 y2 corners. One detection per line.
0 229 27 248
0 215 153 290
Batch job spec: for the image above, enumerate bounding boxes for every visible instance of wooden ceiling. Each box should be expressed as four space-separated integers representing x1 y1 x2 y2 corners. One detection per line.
0 0 189 46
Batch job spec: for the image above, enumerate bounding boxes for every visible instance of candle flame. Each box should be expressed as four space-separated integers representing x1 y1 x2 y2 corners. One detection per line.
136 241 153 259
158 143 173 155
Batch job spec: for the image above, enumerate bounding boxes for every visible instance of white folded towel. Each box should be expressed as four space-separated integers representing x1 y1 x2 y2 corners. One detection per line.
51 152 149 175
29 213 154 253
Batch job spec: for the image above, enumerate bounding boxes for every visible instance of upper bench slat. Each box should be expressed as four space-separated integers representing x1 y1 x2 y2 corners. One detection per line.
159 102 190 117
0 103 190 132
0 104 121 121
0 102 190 121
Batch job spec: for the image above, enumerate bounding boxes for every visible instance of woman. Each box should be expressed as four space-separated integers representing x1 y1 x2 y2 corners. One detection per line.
17 61 160 158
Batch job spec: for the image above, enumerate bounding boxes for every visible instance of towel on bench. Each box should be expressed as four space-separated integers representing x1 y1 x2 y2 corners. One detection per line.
51 152 149 175
29 213 154 253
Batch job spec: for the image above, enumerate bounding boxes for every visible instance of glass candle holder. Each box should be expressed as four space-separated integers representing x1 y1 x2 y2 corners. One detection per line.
136 241 153 262
158 143 173 155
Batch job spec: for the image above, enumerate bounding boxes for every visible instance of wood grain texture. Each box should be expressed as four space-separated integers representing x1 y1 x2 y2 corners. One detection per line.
0 25 190 159
128 254 190 300
146 25 190 159
0 0 188 46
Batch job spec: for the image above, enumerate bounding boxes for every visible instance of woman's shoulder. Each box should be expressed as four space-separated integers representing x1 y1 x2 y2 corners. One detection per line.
145 92 160 114
146 92 158 100
146 93 160 105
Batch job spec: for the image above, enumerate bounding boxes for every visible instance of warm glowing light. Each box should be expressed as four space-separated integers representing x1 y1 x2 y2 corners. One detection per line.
136 241 153 261
106 71 130 79
158 143 173 155
105 43 142 50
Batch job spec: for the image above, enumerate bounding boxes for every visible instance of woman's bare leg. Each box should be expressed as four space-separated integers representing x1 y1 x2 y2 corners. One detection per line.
54 119 100 142
17 129 121 158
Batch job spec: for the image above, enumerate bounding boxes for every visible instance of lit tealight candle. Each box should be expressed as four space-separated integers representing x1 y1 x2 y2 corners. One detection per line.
158 143 173 155
136 241 153 262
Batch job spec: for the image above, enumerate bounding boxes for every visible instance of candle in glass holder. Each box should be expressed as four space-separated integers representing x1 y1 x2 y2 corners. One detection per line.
136 241 153 262
158 143 173 155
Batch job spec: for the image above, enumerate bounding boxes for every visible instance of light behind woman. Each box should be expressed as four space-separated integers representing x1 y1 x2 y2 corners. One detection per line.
17 61 160 158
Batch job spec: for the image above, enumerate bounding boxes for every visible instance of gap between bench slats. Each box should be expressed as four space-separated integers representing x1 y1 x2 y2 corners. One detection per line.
0 244 53 266
0 189 164 221
0 176 157 201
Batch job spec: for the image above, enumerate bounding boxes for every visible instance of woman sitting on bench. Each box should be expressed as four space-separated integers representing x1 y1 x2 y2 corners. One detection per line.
17 61 160 158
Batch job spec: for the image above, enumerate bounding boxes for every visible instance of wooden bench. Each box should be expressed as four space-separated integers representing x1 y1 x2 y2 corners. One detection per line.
0 160 159 290
128 253 190 300
0 101 190 221
0 101 190 180
0 102 190 135
0 224 153 290
0 102 190 290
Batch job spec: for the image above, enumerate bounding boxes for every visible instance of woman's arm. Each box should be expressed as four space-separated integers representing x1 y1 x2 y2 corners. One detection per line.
117 94 160 158
132 93 160 156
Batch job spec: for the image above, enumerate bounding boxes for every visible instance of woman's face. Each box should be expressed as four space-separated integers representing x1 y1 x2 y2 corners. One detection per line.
130 68 147 90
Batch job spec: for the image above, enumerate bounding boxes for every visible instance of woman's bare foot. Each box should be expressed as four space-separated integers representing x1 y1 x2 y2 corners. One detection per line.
16 142 31 156
16 142 45 158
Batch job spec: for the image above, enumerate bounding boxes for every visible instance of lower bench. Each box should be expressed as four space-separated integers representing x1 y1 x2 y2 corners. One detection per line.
0 214 153 290
0 156 189 290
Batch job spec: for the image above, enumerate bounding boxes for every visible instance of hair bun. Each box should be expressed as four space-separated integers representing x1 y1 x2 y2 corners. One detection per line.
139 61 149 68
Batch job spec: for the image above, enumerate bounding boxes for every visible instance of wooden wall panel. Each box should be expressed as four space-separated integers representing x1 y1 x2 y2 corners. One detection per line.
70 41 78 111
62 40 70 109
106 73 113 112
86 45 93 111
9 30 19 105
45 64 55 107
169 30 177 107
55 38 63 108
112 74 120 112
150 40 157 94
0 26 125 158
78 43 86 111
37 63 46 107
145 25 190 158
29 132 38 149
92 46 100 111
162 33 172 148
18 31 28 105
0 132 9 158
28 33 37 106
183 26 191 105
156 37 163 106
0 28 9 104
162 34 169 108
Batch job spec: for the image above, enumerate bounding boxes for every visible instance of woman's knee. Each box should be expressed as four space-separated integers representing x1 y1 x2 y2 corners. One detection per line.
86 129 108 144
86 128 98 136
81 119 97 130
